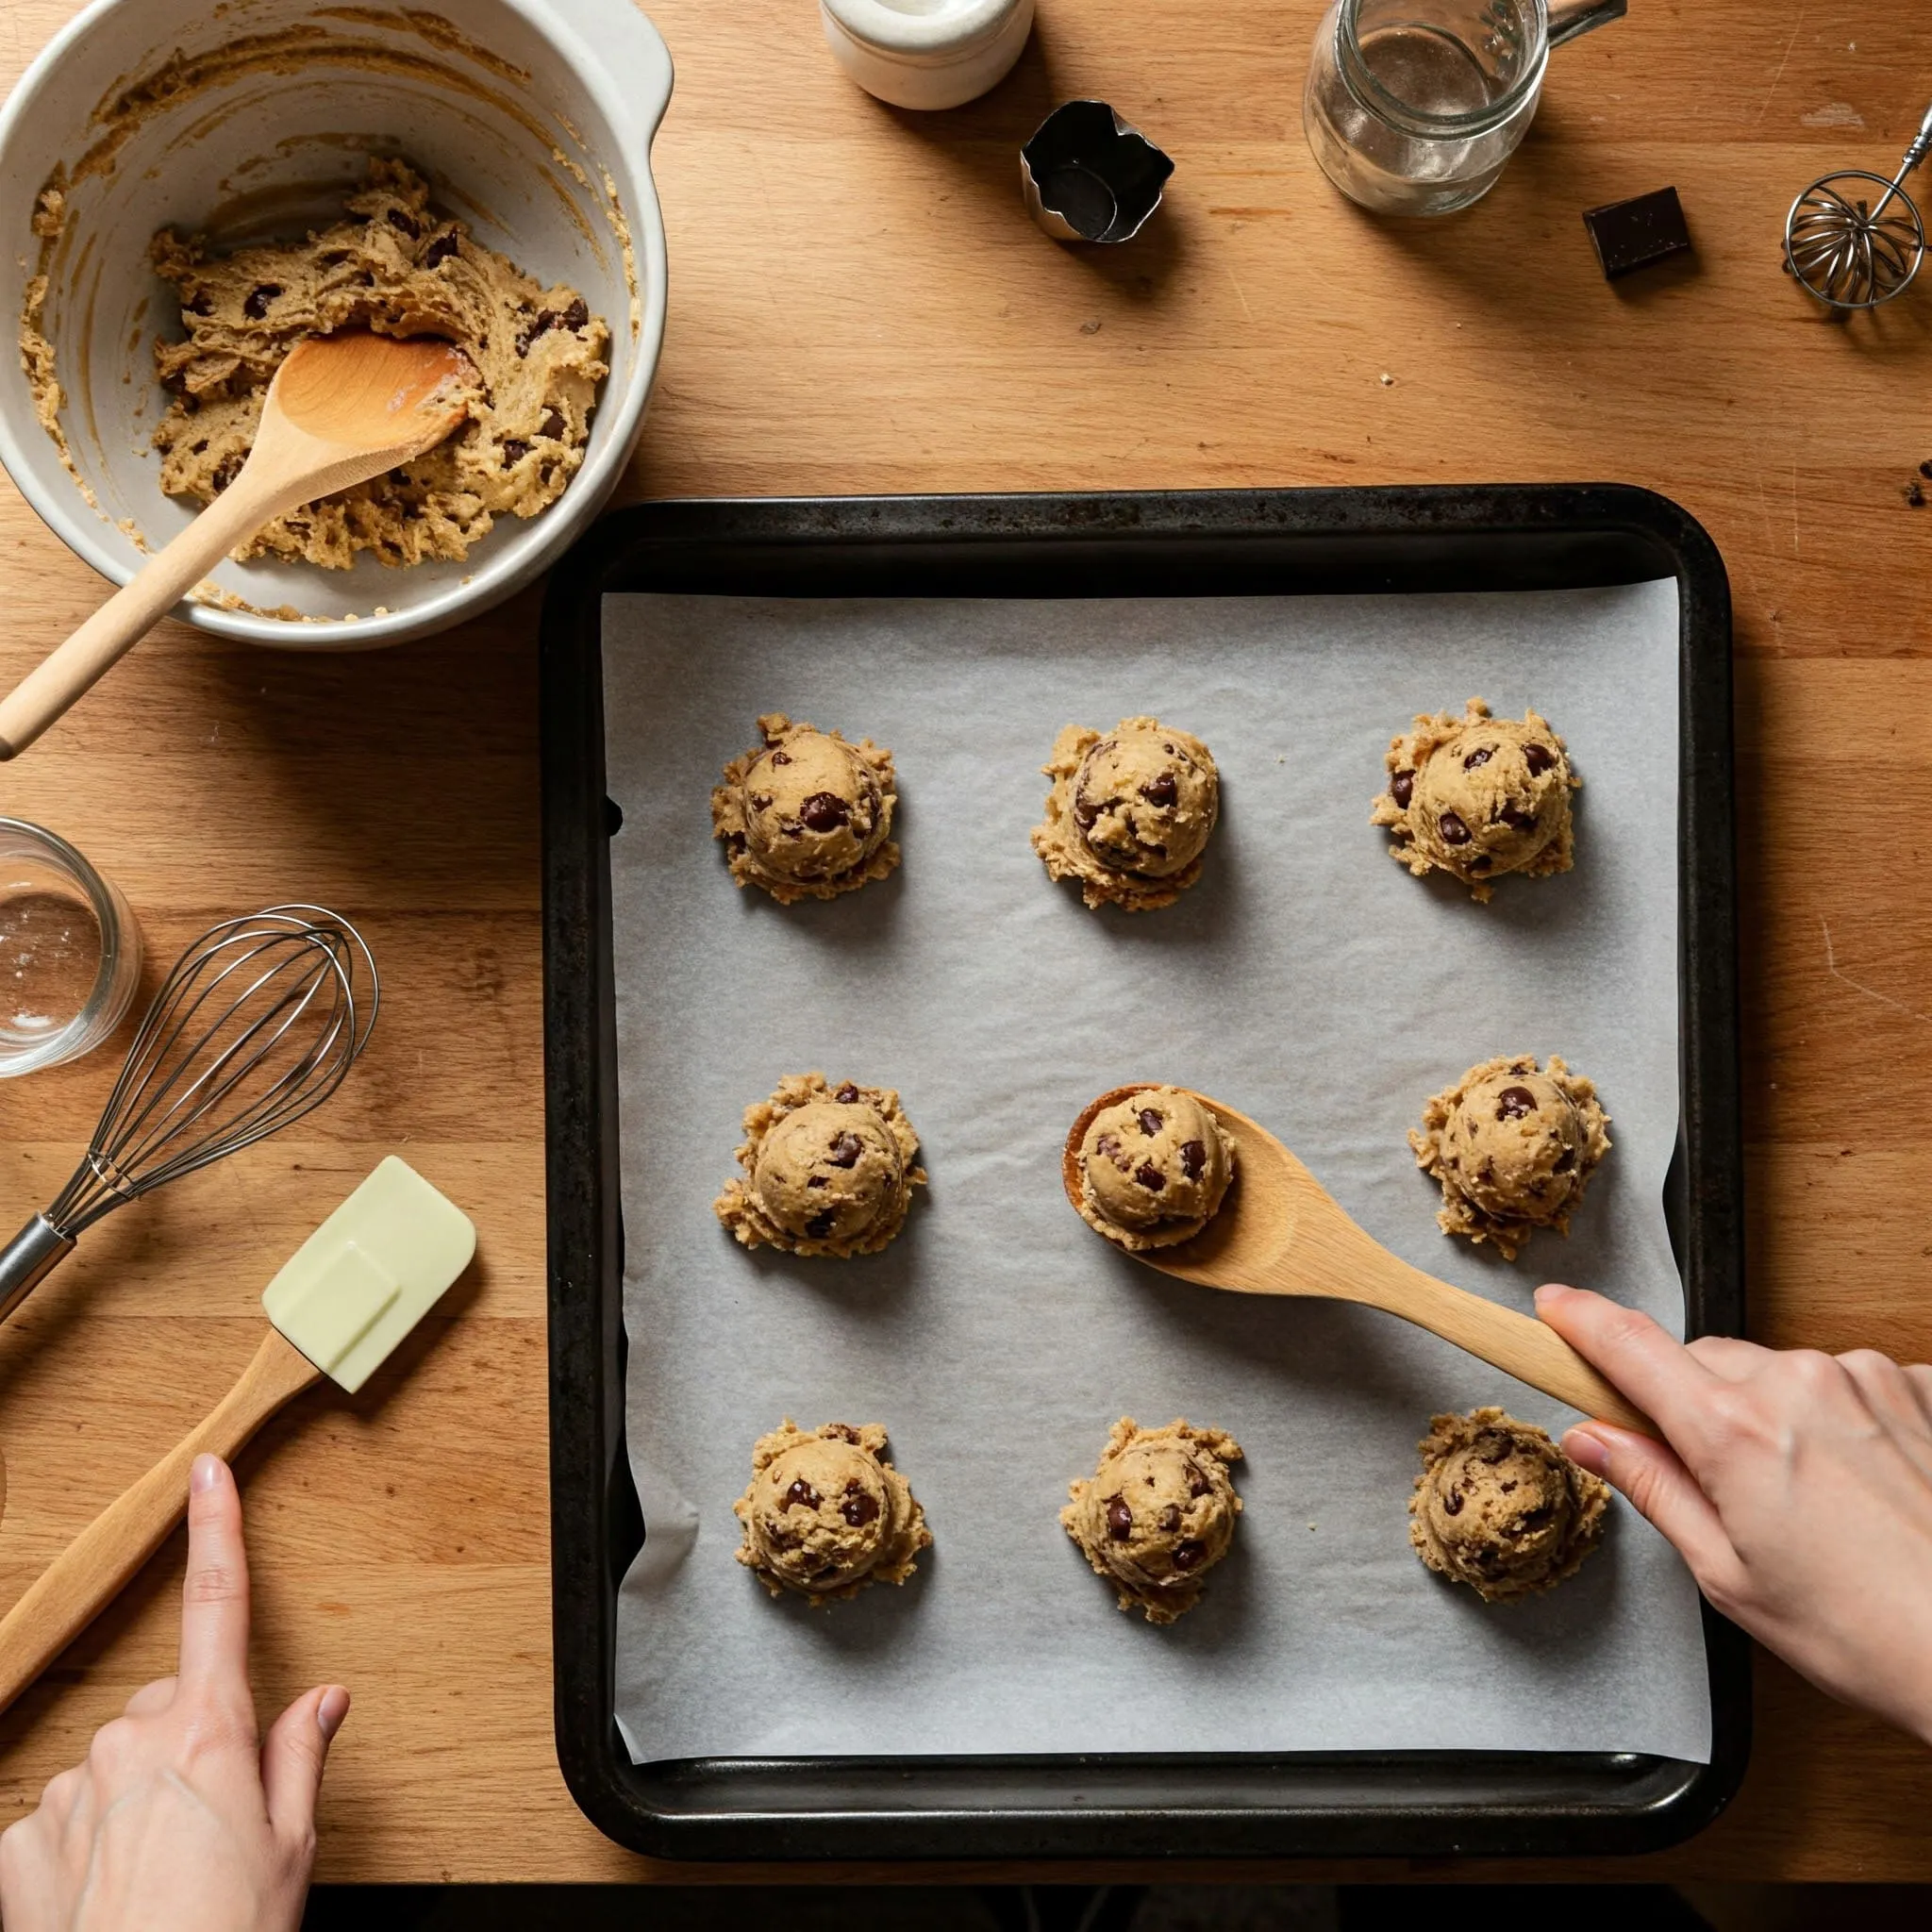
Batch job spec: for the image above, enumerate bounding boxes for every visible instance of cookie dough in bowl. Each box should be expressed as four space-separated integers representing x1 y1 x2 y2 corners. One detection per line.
710 713 899 904
0 0 671 646
1409 1407 1608 1603
1064 1084 1237 1252
735 1420 932 1607
1372 699 1578 901
1032 717 1220 911
149 158 608 571
1063 1417 1243 1624
714 1073 925 1257
1410 1054 1610 1259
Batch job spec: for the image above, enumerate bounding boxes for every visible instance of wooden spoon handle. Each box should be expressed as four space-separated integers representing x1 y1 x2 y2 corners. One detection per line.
0 466 302 761
0 1328 320 1716
1376 1270 1657 1436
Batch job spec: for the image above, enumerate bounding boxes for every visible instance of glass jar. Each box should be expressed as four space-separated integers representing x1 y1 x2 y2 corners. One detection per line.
1305 0 1624 217
0 820 142 1077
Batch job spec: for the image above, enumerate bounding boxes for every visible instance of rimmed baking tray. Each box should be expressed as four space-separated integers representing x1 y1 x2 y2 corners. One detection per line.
540 487 1747 1861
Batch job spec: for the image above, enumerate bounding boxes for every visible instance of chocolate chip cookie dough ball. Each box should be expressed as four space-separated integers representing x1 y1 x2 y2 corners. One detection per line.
1032 717 1220 912
1409 1407 1608 1603
735 1420 932 1607
1372 698 1578 902
1063 1418 1243 1624
711 713 899 904
714 1074 925 1257
1070 1086 1236 1251
1410 1054 1610 1260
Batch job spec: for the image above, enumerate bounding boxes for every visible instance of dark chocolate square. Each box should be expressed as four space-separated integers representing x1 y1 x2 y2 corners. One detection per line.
1583 187 1693 280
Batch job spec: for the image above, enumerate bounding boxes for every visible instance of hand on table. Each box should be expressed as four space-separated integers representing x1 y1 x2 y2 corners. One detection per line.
1538 1282 1932 1747
0 1454 348 1932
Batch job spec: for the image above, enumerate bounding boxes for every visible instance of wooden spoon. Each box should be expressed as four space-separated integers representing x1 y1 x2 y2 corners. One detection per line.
1063 1084 1656 1436
0 330 477 760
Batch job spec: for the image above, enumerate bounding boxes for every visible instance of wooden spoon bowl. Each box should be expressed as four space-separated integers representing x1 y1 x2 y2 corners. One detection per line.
1064 1083 1655 1435
0 330 478 760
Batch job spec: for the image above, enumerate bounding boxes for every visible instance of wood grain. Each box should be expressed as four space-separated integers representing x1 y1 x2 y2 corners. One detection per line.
0 0 1929 1886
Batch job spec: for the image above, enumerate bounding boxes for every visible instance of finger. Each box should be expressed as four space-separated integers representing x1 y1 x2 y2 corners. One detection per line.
261 1685 349 1849
1684 1335 1768 1382
177 1455 252 1709
123 1675 177 1718
0 1814 66 1930
1536 1285 1718 1442
34 1765 83 1821
1562 1423 1747 1607
1907 1364 1932 1429
1837 1350 1932 1456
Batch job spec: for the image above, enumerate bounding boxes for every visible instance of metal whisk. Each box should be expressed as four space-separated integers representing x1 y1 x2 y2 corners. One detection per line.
0 905 376 1325
1785 102 1932 310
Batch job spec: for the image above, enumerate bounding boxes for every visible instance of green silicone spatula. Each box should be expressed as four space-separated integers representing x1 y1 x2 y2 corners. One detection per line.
0 1157 475 1714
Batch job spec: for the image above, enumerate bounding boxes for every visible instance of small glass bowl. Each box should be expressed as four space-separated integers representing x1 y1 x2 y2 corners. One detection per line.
0 820 142 1078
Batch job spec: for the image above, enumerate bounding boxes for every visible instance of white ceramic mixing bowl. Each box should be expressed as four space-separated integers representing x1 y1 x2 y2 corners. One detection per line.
0 0 671 648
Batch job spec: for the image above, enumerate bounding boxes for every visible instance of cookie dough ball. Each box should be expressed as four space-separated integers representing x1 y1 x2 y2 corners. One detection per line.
1073 1086 1236 1251
1372 698 1578 902
711 713 899 905
1409 1407 1609 1603
735 1420 932 1607
714 1073 925 1257
1032 718 1220 912
1063 1418 1243 1624
1410 1054 1610 1259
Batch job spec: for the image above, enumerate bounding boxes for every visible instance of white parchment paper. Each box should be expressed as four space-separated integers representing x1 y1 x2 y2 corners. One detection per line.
601 583 1711 1767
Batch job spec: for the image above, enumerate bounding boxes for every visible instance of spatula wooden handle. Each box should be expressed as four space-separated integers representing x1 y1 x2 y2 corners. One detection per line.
0 1328 321 1716
1374 1268 1656 1436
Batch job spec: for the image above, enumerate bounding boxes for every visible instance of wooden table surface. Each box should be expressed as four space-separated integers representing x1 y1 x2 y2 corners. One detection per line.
0 0 1928 1887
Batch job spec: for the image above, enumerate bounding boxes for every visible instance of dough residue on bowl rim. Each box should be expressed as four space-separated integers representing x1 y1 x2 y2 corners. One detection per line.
13 8 644 619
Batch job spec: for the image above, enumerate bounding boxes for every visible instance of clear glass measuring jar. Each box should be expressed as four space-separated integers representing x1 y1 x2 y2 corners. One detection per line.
0 820 142 1078
1305 0 1626 216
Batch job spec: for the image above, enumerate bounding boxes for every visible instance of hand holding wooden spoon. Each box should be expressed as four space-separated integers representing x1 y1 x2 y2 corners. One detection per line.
1063 1083 1656 1436
0 330 478 760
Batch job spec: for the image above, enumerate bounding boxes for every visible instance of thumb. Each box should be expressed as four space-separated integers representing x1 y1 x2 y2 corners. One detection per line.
261 1684 349 1846
1563 1422 1745 1608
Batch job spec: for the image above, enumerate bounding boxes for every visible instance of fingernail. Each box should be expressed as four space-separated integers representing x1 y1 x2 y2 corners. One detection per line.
1563 1425 1610 1476
1533 1283 1567 1308
318 1687 351 1740
191 1454 222 1495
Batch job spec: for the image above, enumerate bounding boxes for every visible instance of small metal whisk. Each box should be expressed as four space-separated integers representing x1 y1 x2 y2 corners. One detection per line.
1785 102 1932 310
0 905 377 1326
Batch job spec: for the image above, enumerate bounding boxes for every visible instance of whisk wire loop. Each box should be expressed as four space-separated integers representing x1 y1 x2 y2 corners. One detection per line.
43 906 377 1238
107 934 344 1171
1784 103 1932 310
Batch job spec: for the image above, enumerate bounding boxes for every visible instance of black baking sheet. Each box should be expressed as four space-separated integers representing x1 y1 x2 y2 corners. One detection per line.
540 487 1747 1861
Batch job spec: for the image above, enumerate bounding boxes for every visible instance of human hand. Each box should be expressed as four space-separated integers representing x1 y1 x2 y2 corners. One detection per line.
0 1454 348 1932
1537 1282 1932 1746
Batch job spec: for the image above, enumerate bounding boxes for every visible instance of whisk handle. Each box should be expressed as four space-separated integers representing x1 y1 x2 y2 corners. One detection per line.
1905 101 1932 177
0 1214 75 1326
0 1327 321 1719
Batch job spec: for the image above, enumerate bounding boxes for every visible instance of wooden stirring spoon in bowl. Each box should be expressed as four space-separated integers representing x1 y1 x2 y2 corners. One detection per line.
0 330 477 760
1063 1084 1656 1436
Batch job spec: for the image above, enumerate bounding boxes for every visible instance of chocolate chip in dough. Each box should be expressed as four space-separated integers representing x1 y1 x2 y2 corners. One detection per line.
798 791 851 833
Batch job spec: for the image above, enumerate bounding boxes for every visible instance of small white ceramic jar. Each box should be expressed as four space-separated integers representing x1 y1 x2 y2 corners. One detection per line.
820 0 1035 111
